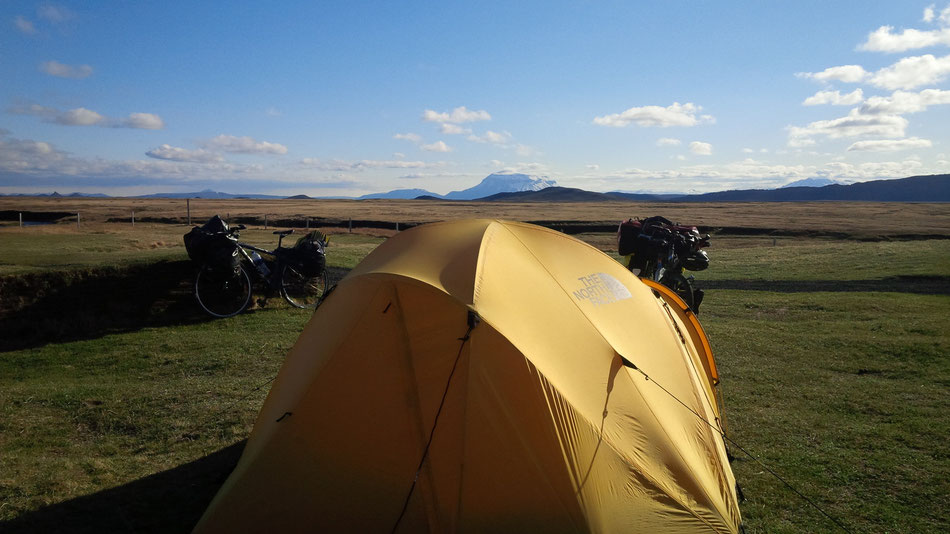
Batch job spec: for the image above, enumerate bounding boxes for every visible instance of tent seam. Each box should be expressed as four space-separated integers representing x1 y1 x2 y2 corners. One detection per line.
494 223 732 533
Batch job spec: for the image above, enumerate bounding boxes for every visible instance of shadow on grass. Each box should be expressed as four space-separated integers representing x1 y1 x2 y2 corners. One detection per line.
700 275 950 295
0 441 244 534
0 260 211 352
0 263 353 352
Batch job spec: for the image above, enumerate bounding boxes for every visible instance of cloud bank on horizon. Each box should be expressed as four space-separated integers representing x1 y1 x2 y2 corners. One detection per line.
1 2 948 196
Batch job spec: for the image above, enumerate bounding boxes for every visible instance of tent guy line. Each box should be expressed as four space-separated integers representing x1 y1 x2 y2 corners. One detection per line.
390 310 480 534
196 219 743 532
624 361 854 534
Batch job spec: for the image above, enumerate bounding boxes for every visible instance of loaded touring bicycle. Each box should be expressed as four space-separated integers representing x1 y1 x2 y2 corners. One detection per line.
184 216 329 317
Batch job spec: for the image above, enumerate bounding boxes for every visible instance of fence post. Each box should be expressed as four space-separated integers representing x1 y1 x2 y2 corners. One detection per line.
396 222 400 232
77 212 81 230
132 210 135 228
264 214 268 229
187 198 191 225
19 212 22 228
348 218 352 233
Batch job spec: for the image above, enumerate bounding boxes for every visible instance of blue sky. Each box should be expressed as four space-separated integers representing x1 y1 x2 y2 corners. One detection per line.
2 1 949 196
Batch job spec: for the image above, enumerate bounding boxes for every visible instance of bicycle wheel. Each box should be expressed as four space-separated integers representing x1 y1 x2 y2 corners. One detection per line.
281 265 328 309
195 264 252 318
661 272 695 311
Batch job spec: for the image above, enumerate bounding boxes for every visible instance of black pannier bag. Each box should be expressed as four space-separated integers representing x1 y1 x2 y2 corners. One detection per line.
183 215 240 272
288 230 326 277
617 219 642 256
618 216 676 271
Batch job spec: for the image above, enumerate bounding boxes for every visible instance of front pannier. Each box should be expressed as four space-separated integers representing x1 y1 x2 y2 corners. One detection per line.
183 215 240 272
287 231 326 277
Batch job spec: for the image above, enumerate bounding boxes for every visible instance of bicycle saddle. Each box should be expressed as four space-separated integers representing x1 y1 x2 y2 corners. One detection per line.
273 229 295 236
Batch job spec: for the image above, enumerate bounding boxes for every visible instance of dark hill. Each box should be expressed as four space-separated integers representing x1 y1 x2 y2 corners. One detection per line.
285 194 312 199
682 174 949 202
477 186 660 202
476 174 949 203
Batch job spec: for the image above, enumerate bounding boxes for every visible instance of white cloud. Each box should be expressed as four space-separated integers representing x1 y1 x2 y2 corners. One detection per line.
788 109 909 147
299 158 435 171
515 144 537 157
656 137 682 146
797 65 870 83
39 60 93 79
7 103 58 119
858 26 950 52
0 134 366 192
942 5 950 25
422 106 491 124
803 89 864 106
265 107 282 117
421 140 452 152
593 102 713 127
56 107 104 126
439 123 470 135
0 136 67 174
203 135 288 155
689 141 713 155
393 152 405 159
9 102 164 129
146 144 223 163
15 16 37 34
604 157 930 192
122 112 164 130
586 164 600 170
37 4 74 23
498 162 549 173
468 130 511 144
393 132 422 143
847 137 933 152
869 53 950 89
860 88 950 114
924 5 936 23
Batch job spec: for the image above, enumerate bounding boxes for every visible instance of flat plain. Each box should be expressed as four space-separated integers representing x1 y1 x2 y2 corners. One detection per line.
1 197 948 533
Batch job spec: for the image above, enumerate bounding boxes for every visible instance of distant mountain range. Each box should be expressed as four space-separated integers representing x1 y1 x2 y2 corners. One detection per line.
357 172 556 200
780 177 842 188
136 189 287 200
457 174 949 202
679 174 948 202
3 174 947 202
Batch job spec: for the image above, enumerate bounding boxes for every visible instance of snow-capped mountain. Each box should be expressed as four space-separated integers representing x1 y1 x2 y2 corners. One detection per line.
780 178 842 188
443 172 557 200
357 188 441 200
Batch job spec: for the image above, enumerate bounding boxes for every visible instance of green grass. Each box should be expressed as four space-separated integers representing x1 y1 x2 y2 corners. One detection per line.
0 225 384 276
705 291 949 533
0 225 187 275
0 229 948 533
0 309 306 521
704 237 950 281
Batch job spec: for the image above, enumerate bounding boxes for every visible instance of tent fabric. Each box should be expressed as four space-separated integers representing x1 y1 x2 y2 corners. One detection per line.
195 219 742 533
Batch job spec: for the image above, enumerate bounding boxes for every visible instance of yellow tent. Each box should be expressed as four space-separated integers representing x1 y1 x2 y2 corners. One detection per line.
195 219 742 533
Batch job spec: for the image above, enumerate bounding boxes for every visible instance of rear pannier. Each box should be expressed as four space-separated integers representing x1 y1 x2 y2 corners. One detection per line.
287 230 326 277
183 215 240 272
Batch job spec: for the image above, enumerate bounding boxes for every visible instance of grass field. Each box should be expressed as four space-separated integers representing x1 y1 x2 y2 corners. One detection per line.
1 200 948 533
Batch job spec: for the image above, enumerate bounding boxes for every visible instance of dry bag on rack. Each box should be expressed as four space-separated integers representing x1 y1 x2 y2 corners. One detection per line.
288 230 326 277
183 215 240 272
